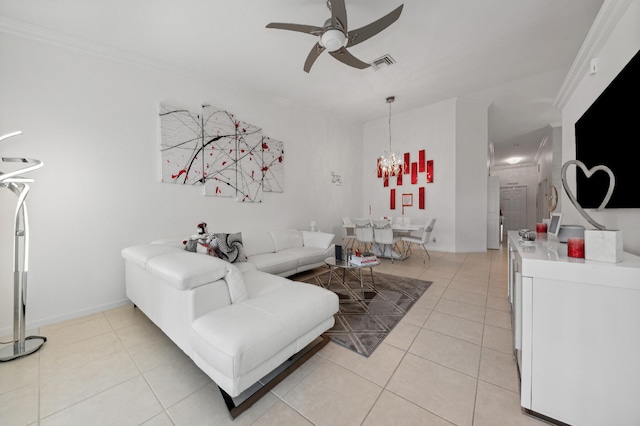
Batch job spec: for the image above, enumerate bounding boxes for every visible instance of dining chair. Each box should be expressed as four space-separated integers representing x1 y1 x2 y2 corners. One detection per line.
373 219 402 263
401 218 436 263
342 217 358 250
353 218 374 252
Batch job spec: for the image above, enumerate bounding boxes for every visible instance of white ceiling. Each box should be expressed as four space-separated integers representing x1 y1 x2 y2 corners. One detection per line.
0 0 604 167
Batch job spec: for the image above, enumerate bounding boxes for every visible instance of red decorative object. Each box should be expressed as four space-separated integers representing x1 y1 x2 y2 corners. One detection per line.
397 165 403 185
419 150 425 172
404 153 410 174
419 187 425 209
536 223 547 233
383 173 389 187
411 162 418 184
377 158 382 178
390 189 396 209
426 160 434 183
567 238 585 258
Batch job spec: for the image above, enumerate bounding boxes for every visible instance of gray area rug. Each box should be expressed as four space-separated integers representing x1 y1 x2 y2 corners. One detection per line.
298 270 432 357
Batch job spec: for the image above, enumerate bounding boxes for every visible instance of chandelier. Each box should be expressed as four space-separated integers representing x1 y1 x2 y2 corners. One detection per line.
379 96 401 176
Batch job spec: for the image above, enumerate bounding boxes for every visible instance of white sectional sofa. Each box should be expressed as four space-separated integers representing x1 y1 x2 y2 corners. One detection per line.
121 228 338 417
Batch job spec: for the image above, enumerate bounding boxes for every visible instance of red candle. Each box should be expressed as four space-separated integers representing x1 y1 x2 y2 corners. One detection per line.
567 238 585 258
536 223 547 233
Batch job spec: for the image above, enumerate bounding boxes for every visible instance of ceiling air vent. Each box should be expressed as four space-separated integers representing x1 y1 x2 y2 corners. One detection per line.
370 54 395 70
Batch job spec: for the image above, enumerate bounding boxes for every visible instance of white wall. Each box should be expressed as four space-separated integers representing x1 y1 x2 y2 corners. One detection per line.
362 98 489 253
0 32 362 333
560 0 640 255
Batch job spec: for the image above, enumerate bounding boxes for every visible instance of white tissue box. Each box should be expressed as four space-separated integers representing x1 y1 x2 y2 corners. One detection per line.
584 230 623 263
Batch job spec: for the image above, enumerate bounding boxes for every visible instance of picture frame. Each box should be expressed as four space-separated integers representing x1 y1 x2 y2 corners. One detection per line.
402 193 413 206
548 212 563 237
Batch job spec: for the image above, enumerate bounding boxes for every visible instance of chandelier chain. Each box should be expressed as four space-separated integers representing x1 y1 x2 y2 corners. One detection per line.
388 99 392 151
379 96 400 176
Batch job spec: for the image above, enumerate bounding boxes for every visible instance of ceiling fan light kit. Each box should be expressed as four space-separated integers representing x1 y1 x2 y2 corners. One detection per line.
266 0 404 73
320 29 346 52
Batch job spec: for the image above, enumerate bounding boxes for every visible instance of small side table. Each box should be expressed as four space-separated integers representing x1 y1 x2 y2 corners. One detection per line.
324 256 380 291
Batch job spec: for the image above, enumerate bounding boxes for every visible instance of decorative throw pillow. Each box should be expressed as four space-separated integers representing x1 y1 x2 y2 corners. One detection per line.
207 232 248 263
184 235 219 257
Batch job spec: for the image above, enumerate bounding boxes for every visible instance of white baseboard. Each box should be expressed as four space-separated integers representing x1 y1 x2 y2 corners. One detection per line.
0 298 132 337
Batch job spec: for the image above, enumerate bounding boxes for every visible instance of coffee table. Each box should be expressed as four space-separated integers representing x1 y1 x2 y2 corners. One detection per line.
324 256 381 292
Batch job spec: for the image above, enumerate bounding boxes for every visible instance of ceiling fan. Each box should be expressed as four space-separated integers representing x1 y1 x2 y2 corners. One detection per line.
266 0 404 73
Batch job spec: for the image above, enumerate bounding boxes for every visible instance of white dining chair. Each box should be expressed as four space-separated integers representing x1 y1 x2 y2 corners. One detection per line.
373 218 402 263
353 218 374 252
342 217 358 250
401 218 436 263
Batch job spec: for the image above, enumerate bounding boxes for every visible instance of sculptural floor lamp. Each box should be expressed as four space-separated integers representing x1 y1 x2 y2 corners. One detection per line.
0 131 47 362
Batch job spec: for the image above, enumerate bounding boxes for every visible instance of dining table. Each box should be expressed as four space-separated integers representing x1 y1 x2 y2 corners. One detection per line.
342 222 426 260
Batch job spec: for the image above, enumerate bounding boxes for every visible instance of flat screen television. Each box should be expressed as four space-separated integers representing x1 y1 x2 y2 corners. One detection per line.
575 48 640 208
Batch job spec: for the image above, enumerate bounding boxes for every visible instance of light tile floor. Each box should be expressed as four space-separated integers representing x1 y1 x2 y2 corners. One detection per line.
0 242 552 425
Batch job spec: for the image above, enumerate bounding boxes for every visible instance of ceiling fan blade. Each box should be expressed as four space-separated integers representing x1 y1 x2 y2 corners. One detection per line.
266 22 323 36
346 4 404 48
304 42 326 73
329 47 370 70
329 0 348 32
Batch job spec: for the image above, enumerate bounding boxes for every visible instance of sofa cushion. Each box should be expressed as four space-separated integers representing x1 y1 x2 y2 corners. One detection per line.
145 252 228 290
269 229 304 252
241 231 276 257
121 244 183 269
233 262 258 274
223 262 248 303
190 275 338 378
302 231 334 249
246 252 299 275
280 247 330 268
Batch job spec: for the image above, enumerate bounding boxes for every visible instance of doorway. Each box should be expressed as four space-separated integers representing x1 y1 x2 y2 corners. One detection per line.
500 185 527 233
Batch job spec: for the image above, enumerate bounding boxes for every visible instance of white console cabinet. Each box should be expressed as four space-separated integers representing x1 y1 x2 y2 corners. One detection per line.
507 231 640 426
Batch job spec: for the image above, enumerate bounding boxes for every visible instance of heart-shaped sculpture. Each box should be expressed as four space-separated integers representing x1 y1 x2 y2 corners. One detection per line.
560 160 615 230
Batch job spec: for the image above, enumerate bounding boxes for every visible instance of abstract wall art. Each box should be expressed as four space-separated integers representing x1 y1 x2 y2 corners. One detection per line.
201 106 263 202
427 160 434 183
261 136 285 193
160 103 285 203
376 148 433 214
160 104 205 186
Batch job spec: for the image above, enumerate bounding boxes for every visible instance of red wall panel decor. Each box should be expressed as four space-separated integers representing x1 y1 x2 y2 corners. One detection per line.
404 153 410 174
377 158 382 178
411 162 418 184
427 160 434 183
384 173 389 187
396 165 403 185
419 150 425 172
390 188 396 209
419 187 425 209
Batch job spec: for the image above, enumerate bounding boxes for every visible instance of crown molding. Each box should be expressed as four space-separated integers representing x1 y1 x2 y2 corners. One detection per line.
0 16 211 83
554 0 634 108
